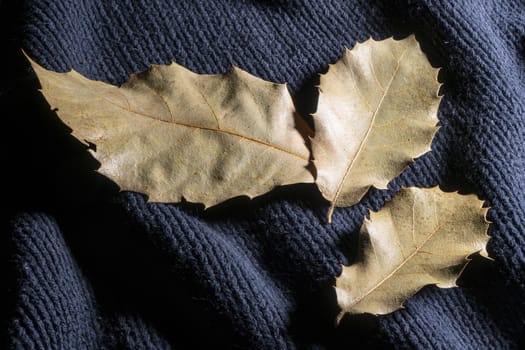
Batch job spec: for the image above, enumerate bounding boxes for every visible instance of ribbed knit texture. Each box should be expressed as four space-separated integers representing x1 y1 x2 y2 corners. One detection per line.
3 0 524 349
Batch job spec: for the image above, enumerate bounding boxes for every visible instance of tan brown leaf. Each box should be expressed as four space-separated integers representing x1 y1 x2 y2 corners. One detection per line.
28 56 313 207
312 36 441 222
335 187 490 320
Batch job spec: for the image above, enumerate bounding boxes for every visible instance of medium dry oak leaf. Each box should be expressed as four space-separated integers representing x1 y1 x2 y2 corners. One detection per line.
28 56 313 207
335 187 490 320
312 36 441 222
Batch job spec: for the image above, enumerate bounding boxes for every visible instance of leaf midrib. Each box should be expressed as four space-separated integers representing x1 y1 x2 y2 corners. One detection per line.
327 47 409 219
93 90 309 161
346 222 445 309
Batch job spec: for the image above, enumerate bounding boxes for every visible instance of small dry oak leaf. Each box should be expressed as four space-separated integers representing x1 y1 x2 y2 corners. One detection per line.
335 187 490 320
28 55 314 207
312 35 441 222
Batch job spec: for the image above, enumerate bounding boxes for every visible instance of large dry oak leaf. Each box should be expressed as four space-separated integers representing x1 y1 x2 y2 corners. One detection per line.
28 57 313 207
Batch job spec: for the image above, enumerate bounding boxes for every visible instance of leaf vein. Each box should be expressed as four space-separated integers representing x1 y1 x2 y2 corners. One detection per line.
91 90 308 161
327 47 409 220
346 222 446 309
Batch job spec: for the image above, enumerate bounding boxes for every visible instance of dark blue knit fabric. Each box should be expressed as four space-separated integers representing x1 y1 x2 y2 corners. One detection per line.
4 0 525 349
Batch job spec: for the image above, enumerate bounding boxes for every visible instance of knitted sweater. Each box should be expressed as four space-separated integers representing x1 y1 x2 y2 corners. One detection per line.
4 0 524 349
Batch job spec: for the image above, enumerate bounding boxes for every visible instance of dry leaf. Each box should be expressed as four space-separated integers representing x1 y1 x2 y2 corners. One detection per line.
335 187 490 320
28 56 313 207
312 36 441 222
